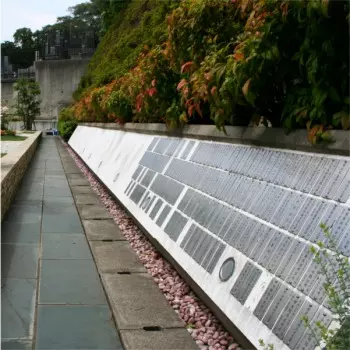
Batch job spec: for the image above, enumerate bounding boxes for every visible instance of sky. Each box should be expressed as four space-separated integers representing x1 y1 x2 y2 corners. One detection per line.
1 0 87 42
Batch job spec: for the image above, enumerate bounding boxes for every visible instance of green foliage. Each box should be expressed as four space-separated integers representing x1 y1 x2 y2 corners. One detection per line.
13 27 34 49
13 79 40 130
58 120 77 141
106 89 132 124
58 107 77 141
91 0 131 36
258 339 274 350
1 37 35 69
304 224 350 350
74 0 178 100
72 0 349 139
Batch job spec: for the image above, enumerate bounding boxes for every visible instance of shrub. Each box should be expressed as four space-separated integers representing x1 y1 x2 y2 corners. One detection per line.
58 107 77 141
5 129 16 136
58 120 77 141
72 0 349 141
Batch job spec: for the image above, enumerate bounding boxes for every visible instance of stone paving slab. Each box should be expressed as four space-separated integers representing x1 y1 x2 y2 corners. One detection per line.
78 204 112 219
14 189 44 201
39 259 107 305
120 329 198 350
90 241 146 273
63 166 83 174
66 173 87 180
36 305 123 349
4 204 42 224
2 223 41 244
102 273 185 330
44 178 70 188
70 185 96 195
1 278 37 339
1 340 32 350
43 196 75 205
42 234 92 260
44 186 72 197
82 219 126 241
1 244 39 279
75 194 101 205
42 211 83 234
68 178 91 186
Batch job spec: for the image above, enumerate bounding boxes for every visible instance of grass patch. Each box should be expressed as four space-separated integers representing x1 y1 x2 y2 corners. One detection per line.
1 153 7 157
1 135 27 141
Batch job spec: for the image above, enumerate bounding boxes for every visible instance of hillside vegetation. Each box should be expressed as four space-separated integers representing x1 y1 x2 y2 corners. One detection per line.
62 0 349 143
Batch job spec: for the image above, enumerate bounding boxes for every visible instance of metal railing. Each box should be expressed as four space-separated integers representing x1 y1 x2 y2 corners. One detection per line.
41 47 97 60
1 71 35 82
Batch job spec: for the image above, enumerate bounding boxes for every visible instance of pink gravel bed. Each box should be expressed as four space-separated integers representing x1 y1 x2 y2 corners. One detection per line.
63 142 241 350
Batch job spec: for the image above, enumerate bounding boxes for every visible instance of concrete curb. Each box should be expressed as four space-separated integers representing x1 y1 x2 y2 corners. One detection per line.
79 122 350 156
1 131 42 221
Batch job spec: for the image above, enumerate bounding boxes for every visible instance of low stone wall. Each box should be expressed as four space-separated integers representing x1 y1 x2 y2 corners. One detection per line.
1 132 42 221
8 120 57 132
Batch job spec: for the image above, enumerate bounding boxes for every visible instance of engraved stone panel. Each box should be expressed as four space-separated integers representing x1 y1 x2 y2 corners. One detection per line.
267 235 294 273
156 205 171 227
231 262 262 305
165 139 182 156
180 224 196 249
262 284 292 329
132 165 143 180
124 180 134 195
206 243 226 273
181 141 195 160
294 308 332 350
258 230 283 268
275 240 305 280
164 211 188 241
154 138 171 154
286 245 313 288
141 169 156 188
254 279 282 320
130 184 146 205
272 292 304 340
331 165 350 202
150 174 184 205
283 300 318 349
147 137 159 151
139 152 170 173
145 196 156 213
149 198 163 220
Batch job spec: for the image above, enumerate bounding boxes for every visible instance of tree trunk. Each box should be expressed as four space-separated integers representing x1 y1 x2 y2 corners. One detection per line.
25 117 32 131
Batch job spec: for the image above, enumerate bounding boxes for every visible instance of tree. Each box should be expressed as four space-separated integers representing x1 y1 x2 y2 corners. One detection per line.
13 28 34 49
1 41 16 56
14 79 41 130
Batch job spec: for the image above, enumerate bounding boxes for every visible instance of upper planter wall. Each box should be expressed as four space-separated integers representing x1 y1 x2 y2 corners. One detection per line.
69 124 350 350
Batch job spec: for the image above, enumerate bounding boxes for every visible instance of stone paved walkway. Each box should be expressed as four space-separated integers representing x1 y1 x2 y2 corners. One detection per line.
1 136 123 350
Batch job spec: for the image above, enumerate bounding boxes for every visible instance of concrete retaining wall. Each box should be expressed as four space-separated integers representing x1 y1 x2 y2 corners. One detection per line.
35 59 89 120
8 120 57 132
1 82 16 111
69 124 350 350
1 132 42 221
